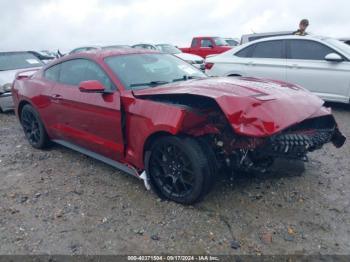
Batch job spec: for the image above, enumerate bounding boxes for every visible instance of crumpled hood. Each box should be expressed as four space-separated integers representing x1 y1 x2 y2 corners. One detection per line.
133 77 327 137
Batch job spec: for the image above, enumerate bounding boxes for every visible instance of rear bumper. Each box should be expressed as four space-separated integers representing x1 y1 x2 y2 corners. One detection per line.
0 93 14 112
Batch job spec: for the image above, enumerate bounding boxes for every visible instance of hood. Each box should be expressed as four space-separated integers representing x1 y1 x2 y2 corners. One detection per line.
0 69 20 86
174 53 203 62
133 77 326 137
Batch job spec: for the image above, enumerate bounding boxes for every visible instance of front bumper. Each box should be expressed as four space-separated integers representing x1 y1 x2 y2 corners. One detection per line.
258 115 346 160
0 93 14 112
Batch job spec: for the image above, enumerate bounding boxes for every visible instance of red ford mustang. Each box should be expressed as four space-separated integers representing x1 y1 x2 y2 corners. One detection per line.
12 48 346 204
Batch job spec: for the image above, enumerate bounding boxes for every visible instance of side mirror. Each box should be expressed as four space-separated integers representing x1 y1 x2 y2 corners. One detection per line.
79 80 105 93
325 53 343 62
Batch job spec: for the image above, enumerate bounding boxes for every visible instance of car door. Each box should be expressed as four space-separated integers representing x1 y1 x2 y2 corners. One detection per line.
286 39 350 102
50 58 124 161
39 63 62 138
198 38 216 58
237 40 287 81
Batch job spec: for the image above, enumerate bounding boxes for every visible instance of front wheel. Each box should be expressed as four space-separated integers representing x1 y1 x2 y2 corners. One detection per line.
20 104 49 149
146 136 213 204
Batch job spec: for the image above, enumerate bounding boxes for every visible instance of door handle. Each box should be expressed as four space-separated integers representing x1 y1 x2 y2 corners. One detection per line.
246 61 255 66
51 94 62 101
288 64 299 69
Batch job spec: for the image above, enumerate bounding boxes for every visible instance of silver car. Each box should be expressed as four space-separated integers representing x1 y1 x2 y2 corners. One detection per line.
0 52 43 112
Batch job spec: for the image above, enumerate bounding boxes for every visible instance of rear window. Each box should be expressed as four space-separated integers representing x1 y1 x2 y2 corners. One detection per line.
0 52 43 71
251 40 284 59
200 39 213 48
213 37 229 46
191 39 198 48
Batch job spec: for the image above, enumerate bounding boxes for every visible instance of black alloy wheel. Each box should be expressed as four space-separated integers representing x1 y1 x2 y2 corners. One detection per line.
20 104 49 149
147 136 212 204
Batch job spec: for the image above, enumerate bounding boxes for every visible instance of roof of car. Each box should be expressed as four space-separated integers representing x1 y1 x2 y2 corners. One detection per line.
62 48 161 60
245 34 330 44
241 31 293 37
0 51 33 54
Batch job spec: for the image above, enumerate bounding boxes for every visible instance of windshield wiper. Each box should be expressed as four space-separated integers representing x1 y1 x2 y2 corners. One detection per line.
172 75 205 82
130 80 169 88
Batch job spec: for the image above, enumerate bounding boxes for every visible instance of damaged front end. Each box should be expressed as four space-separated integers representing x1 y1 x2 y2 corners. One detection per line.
201 114 346 173
134 91 345 175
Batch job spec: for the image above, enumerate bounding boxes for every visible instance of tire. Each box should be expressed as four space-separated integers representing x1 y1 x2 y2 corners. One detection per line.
20 104 49 149
146 136 212 204
197 137 217 195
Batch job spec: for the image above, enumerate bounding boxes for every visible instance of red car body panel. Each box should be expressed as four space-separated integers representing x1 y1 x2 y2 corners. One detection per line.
12 49 345 176
133 77 326 137
179 37 232 58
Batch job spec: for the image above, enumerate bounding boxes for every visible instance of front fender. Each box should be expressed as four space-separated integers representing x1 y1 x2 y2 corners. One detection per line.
123 97 215 169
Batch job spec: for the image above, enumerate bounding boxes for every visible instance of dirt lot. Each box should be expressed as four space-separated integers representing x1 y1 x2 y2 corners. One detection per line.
0 104 349 255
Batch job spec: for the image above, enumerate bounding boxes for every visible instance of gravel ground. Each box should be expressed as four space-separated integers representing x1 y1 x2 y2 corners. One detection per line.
0 104 349 255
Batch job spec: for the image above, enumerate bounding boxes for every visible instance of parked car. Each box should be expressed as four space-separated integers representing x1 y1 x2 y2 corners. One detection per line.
339 38 350 46
103 45 131 50
28 51 56 63
240 31 294 44
0 51 43 112
224 38 240 46
69 45 131 54
179 36 232 58
12 48 345 204
133 43 204 70
206 35 350 104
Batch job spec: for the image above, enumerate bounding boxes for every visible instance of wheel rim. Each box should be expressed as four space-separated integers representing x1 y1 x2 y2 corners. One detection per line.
21 110 41 144
149 143 196 198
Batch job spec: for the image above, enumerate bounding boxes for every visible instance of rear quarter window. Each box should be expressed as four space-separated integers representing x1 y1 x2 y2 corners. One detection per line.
235 45 255 58
44 64 60 82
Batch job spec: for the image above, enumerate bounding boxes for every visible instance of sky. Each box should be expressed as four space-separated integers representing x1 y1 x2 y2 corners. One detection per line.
1 0 349 52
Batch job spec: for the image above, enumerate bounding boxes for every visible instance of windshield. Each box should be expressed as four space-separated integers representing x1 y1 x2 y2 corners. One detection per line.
225 39 239 46
0 52 43 71
105 53 206 90
324 38 350 57
156 44 182 54
213 37 229 46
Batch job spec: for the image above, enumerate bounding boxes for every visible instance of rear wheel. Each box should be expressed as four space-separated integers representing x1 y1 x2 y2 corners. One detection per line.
146 136 212 204
20 104 49 149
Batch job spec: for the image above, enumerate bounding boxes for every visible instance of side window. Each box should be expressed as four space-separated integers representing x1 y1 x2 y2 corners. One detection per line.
251 40 284 59
191 39 198 48
235 44 256 58
59 59 113 90
289 40 334 60
84 61 113 90
59 60 86 86
200 39 213 48
44 64 60 82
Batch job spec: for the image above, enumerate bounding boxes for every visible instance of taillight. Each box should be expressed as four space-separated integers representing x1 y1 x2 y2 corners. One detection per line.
205 62 214 70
